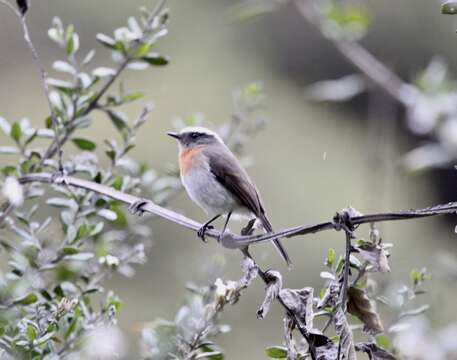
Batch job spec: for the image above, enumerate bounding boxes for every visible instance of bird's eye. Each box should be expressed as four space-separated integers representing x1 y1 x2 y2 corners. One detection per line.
191 132 199 139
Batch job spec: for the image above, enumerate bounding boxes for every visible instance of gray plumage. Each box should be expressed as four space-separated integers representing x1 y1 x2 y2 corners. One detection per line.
172 126 292 267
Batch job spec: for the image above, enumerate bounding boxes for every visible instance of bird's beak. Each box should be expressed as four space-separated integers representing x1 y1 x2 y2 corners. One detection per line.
167 132 181 140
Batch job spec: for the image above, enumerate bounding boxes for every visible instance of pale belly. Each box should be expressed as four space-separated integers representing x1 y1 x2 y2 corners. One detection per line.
182 168 241 216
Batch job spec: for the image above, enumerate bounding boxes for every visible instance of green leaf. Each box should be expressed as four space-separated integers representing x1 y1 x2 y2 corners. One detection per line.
64 314 79 339
134 42 153 58
202 351 224 359
26 325 37 341
1 165 17 177
410 268 431 286
45 116 53 129
24 130 38 146
111 176 123 190
94 172 102 184
40 289 53 301
13 293 38 305
265 346 288 359
111 204 127 227
442 1 457 14
107 296 124 313
62 246 80 255
10 122 22 142
335 256 344 274
123 91 144 103
72 138 96 151
89 222 104 237
54 285 65 298
66 25 79 56
142 53 169 66
76 224 87 241
105 149 116 162
325 248 335 267
107 110 129 139
375 335 392 350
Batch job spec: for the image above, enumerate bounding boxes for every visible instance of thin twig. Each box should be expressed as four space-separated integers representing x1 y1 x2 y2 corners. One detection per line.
17 172 457 247
337 229 353 360
43 0 167 161
293 0 417 107
339 229 353 312
42 58 131 161
0 0 18 15
0 202 14 225
0 0 65 168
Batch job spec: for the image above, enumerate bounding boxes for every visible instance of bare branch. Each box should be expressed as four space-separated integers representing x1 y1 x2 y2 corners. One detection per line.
16 172 457 247
0 0 20 17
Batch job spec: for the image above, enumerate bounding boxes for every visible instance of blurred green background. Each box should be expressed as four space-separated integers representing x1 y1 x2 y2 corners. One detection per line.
1 0 457 358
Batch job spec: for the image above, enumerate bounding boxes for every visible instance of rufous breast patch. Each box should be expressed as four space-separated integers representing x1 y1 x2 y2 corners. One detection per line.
179 147 202 175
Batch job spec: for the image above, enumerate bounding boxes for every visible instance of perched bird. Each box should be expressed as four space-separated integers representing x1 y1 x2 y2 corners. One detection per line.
167 126 291 267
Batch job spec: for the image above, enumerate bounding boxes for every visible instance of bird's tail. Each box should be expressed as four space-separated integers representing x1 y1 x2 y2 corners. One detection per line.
258 213 292 268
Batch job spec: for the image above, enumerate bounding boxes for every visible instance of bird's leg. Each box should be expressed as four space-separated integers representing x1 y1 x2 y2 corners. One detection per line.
198 214 221 242
218 211 232 243
128 198 151 216
241 218 256 236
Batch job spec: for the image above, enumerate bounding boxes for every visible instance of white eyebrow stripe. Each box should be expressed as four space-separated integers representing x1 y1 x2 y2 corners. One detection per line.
179 126 223 143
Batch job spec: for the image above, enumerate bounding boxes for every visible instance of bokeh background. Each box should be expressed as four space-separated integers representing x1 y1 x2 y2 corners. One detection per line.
1 0 457 358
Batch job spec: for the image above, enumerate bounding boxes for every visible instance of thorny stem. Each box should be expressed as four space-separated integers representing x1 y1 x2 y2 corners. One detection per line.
10 171 455 358
351 261 369 288
13 172 457 246
244 248 318 360
337 229 353 360
340 229 353 313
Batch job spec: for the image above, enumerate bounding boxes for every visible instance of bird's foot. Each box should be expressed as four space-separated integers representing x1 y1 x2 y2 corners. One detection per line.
241 218 256 236
128 199 150 216
51 168 68 185
197 224 214 242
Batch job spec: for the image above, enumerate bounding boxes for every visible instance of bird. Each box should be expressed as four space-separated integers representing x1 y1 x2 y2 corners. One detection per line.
166 126 292 267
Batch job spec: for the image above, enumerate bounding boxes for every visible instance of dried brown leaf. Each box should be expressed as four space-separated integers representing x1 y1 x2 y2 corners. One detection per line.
279 287 314 329
257 270 282 319
347 287 384 335
355 241 390 273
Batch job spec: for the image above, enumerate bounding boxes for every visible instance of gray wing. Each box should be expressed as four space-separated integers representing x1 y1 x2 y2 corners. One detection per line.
205 145 264 216
205 145 292 267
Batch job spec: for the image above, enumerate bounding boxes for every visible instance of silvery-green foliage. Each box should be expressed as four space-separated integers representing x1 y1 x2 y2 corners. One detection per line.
0 3 171 358
0 2 270 357
140 257 258 360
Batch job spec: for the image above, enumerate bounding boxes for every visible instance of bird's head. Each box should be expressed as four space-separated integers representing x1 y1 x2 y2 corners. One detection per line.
167 126 222 149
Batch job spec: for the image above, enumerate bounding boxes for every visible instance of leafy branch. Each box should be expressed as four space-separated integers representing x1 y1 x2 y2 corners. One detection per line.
14 171 455 359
